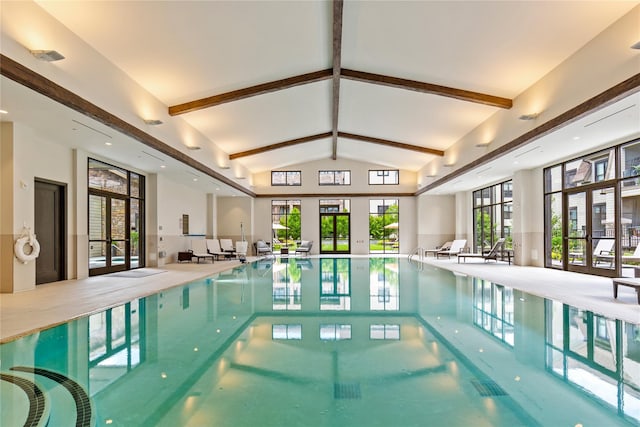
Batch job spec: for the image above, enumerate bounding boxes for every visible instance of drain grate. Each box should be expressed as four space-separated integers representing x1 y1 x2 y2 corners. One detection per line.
334 382 361 399
471 379 507 397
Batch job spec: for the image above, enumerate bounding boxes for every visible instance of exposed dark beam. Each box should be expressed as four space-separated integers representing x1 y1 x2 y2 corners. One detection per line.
229 132 333 160
338 132 444 156
168 69 333 116
415 72 640 196
341 68 513 109
331 0 344 160
0 54 256 197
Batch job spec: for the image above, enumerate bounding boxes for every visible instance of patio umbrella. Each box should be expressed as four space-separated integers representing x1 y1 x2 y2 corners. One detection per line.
384 222 399 229
272 223 288 240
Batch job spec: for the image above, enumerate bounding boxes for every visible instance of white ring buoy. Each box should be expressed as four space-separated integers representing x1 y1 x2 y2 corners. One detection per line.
14 236 40 263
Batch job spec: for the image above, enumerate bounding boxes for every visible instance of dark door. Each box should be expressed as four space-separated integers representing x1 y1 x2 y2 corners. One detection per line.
565 184 617 277
320 213 350 254
35 179 66 284
89 193 129 276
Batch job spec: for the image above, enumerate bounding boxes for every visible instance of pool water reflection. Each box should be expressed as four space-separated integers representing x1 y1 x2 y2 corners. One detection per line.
0 257 638 426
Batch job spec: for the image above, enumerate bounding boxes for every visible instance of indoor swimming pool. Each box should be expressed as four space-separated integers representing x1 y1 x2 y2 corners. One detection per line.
1 257 638 426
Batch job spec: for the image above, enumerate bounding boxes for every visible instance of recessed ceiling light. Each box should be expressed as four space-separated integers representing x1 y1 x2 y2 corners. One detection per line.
426 174 436 178
0 109 8 114
30 49 65 62
105 142 112 146
193 178 198 182
160 165 166 168
573 136 580 140
143 119 163 126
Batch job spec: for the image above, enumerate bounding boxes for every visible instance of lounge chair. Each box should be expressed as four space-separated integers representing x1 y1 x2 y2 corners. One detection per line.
436 239 467 259
457 238 506 263
295 240 313 256
220 238 237 258
425 241 452 257
254 239 273 256
611 277 640 304
190 240 215 263
235 241 248 258
206 239 227 260
570 238 615 265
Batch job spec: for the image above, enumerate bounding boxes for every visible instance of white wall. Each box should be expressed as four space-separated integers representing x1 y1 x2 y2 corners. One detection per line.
10 123 75 291
156 174 208 264
252 157 417 195
416 194 456 251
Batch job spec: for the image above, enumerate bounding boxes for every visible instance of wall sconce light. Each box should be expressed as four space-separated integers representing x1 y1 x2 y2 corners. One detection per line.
426 173 436 178
475 141 491 148
219 165 231 170
186 145 201 151
519 112 540 121
443 162 455 167
30 49 65 62
144 119 163 125
631 41 640 50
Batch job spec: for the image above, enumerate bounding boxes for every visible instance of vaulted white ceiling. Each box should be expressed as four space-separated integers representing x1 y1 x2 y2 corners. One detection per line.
1 1 639 196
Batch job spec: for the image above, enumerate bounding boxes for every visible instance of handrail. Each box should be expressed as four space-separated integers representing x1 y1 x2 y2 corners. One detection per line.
408 247 423 263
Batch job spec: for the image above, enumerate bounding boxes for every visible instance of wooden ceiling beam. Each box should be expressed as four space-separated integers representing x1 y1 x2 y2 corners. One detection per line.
341 68 513 109
229 132 333 160
338 132 444 156
168 69 333 116
331 0 344 160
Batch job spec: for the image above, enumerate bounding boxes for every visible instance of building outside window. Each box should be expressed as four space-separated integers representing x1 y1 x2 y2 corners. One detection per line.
271 200 301 252
369 199 399 253
368 169 399 185
271 171 301 186
472 180 512 254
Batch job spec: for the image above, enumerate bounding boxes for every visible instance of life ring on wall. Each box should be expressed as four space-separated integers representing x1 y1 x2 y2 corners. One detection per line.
14 228 40 264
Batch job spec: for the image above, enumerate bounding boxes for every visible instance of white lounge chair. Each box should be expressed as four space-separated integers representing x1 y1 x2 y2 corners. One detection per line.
254 240 272 256
436 239 467 259
190 240 214 263
457 238 506 263
220 238 236 258
206 239 226 260
425 241 452 257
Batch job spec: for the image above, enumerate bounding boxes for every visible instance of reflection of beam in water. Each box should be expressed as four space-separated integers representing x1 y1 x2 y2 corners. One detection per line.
364 364 447 385
229 362 316 386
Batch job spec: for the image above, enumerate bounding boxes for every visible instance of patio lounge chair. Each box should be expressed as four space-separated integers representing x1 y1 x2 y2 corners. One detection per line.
254 240 273 256
295 240 313 256
206 239 227 260
425 241 452 257
436 239 467 259
220 238 237 258
570 238 615 265
457 238 506 263
190 240 215 263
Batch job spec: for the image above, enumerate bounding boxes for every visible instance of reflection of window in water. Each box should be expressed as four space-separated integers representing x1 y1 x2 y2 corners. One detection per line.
472 279 514 346
546 302 640 422
89 299 144 395
272 324 302 340
320 258 351 311
370 324 400 340
320 324 351 340
272 260 302 310
369 258 399 311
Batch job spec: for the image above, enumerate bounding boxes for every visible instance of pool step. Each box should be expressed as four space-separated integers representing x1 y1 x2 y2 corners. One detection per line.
1 367 94 427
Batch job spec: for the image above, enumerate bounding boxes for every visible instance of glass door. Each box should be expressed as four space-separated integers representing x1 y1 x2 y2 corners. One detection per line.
565 185 617 276
320 213 350 254
89 194 129 275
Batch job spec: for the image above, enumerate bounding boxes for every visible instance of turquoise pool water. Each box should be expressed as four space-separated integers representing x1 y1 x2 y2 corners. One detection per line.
1 257 638 426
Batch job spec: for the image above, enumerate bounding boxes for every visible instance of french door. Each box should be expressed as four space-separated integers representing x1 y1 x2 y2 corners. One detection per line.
565 184 617 277
320 213 350 254
89 193 129 276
